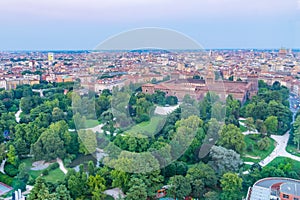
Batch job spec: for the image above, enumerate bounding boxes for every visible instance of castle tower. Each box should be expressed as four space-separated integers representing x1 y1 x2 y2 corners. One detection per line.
247 71 258 97
206 63 215 84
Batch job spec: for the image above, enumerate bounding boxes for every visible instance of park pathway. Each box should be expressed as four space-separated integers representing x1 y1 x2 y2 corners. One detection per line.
259 132 300 167
104 188 125 200
15 108 22 123
57 158 68 174
239 117 300 173
0 159 6 174
85 124 104 133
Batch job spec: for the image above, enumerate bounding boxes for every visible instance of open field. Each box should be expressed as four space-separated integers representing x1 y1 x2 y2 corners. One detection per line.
126 116 166 137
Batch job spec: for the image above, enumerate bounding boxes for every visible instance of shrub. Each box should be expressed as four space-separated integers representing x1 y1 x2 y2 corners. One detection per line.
42 169 49 176
247 144 254 152
0 173 14 185
4 163 18 177
257 137 270 150
49 163 59 170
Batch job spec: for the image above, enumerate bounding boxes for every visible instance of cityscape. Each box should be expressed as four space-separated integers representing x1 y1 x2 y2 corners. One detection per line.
1 0 300 200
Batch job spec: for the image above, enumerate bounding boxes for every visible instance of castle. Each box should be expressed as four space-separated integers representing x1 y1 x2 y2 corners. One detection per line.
142 64 258 103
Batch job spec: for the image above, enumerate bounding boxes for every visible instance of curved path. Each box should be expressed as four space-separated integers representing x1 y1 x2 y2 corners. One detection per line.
0 159 6 174
239 116 300 171
240 126 300 167
15 108 22 123
57 158 68 174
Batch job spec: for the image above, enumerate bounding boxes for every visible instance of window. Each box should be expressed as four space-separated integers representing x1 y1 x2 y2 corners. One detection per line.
283 194 289 199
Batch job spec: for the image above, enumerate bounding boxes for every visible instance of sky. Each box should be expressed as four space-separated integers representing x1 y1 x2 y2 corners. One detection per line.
0 0 300 50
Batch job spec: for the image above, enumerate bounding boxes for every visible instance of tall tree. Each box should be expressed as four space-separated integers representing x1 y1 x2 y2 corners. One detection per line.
87 174 106 200
31 128 66 161
218 124 245 153
78 130 97 155
7 145 18 166
264 116 278 135
125 178 147 200
220 173 242 200
168 175 191 200
209 145 242 175
55 185 73 200
293 115 300 150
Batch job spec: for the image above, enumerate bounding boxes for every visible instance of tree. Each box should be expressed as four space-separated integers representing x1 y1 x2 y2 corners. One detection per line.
218 124 245 153
186 163 217 198
257 137 270 150
20 97 33 114
293 115 300 150
78 130 97 155
166 96 178 105
52 107 65 122
55 185 73 200
255 119 267 134
14 138 30 157
88 161 95 176
7 145 18 166
111 170 130 192
31 128 66 161
244 117 255 131
209 145 242 175
264 116 278 135
204 191 219 200
28 177 52 200
88 174 106 200
133 170 164 198
125 178 147 200
225 95 240 126
0 143 6 162
220 173 242 200
168 175 191 200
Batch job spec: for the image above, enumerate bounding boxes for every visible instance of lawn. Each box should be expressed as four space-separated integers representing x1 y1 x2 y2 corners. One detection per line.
267 157 300 171
126 116 166 137
241 134 276 163
29 168 65 183
241 164 252 172
240 125 248 132
104 195 114 200
286 144 300 157
85 119 101 128
20 158 65 184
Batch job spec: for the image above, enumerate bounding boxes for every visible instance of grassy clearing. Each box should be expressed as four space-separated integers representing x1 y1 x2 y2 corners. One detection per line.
267 157 300 171
241 134 275 163
85 119 101 128
126 116 166 136
20 158 65 184
29 168 65 183
286 144 300 157
240 125 248 132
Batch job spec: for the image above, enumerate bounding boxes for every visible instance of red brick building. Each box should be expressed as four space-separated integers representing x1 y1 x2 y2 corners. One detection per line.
142 65 258 103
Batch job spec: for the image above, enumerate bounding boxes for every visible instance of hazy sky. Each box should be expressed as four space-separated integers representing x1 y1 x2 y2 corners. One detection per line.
0 0 300 50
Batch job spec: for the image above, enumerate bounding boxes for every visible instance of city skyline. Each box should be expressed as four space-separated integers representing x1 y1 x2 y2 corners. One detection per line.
0 0 300 50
